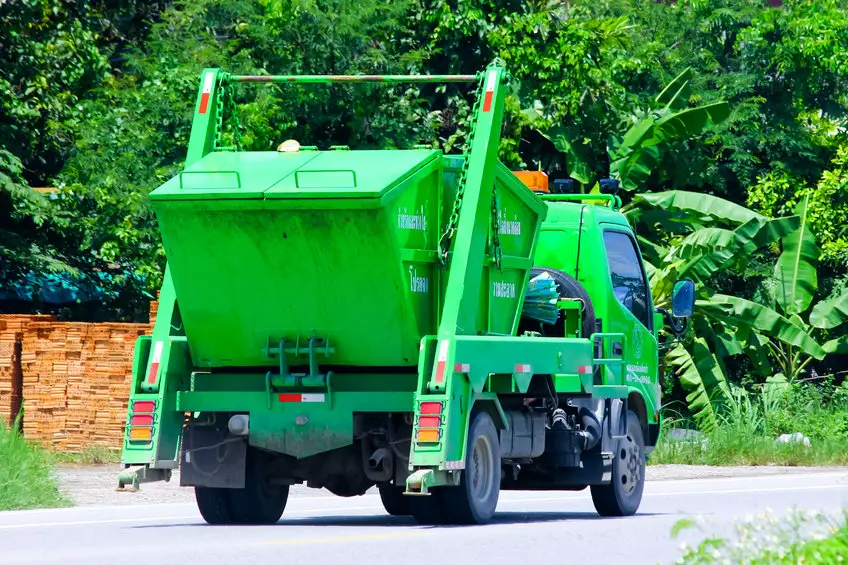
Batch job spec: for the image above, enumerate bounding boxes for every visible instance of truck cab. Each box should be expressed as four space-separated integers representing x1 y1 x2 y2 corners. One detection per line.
531 191 663 451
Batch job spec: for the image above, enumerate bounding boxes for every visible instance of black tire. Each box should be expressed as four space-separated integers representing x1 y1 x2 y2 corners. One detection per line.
195 487 234 525
440 411 501 524
228 449 288 524
590 410 645 517
523 267 597 339
195 449 288 525
378 485 410 516
408 490 449 525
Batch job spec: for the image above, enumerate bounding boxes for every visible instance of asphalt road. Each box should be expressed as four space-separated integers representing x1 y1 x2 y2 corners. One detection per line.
1 471 847 565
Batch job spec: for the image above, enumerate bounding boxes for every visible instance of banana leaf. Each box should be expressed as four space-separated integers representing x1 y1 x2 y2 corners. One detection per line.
774 195 820 316
809 290 848 330
667 339 729 432
698 294 826 360
632 190 763 226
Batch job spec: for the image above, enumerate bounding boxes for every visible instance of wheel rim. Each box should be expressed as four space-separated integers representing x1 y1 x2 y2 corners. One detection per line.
619 432 641 495
469 434 494 502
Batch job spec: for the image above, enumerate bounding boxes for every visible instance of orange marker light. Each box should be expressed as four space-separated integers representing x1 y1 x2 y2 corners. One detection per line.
129 427 152 441
417 429 440 443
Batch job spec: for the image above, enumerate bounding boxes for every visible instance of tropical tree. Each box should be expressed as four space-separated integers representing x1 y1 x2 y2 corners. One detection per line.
530 67 730 193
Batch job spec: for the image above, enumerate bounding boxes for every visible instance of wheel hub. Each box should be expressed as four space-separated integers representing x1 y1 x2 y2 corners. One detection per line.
619 433 641 495
469 435 494 501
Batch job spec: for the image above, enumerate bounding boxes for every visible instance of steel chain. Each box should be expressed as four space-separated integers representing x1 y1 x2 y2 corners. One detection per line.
214 75 225 150
224 80 244 152
437 71 486 265
212 75 243 152
490 186 503 270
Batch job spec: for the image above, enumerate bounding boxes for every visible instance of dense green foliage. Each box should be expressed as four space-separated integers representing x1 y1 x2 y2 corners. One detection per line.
4 0 848 427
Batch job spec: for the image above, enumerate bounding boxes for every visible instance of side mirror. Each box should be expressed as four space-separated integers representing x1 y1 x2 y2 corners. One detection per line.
671 279 695 318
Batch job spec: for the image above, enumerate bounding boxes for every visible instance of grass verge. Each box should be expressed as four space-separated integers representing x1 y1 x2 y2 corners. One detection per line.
0 418 72 511
650 382 848 467
649 427 848 466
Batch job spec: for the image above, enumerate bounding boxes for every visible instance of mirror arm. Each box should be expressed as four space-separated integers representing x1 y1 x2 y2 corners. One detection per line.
656 307 688 336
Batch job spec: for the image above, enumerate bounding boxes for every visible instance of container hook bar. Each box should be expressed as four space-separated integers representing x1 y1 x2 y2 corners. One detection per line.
229 74 478 84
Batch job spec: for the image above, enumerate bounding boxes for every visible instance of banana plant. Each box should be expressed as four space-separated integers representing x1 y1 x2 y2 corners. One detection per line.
622 190 848 431
608 67 731 191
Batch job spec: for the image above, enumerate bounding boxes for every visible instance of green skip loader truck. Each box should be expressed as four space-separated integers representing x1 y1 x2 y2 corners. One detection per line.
116 59 695 526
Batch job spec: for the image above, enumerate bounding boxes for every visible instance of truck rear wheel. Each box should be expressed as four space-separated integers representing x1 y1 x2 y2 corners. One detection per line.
378 485 410 516
590 410 645 517
195 448 288 525
195 487 234 525
441 411 501 524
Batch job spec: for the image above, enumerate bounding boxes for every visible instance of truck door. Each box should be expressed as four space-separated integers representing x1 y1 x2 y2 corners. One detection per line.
599 227 659 406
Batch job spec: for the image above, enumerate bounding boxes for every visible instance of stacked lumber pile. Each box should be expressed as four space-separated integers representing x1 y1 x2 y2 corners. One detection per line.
0 315 56 426
21 322 152 451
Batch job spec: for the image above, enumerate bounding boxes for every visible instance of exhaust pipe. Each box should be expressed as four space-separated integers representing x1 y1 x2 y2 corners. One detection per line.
369 448 390 470
363 447 393 482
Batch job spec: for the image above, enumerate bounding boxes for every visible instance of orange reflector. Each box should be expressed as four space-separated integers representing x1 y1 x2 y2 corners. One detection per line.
133 401 156 413
417 429 440 443
418 416 440 428
419 401 442 415
129 427 152 441
131 414 154 427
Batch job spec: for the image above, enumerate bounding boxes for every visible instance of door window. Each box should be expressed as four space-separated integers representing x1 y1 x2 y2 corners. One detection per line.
603 231 652 329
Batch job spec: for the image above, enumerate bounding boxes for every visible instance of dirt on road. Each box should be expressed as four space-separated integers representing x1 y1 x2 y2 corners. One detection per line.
52 463 847 507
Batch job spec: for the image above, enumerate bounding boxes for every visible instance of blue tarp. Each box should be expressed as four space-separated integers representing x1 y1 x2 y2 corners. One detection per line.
0 271 148 304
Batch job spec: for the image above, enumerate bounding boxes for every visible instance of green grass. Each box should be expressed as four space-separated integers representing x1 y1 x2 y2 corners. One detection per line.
0 418 72 511
672 508 848 564
650 381 848 467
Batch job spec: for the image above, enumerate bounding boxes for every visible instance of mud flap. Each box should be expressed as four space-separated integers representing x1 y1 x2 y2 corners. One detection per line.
179 423 247 488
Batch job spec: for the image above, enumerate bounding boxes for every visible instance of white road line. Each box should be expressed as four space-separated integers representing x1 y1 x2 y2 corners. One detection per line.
1 482 845 530
6 471 845 517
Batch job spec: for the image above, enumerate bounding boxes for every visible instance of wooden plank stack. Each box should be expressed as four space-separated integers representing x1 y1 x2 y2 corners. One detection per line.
21 321 152 451
0 298 160 451
0 315 56 427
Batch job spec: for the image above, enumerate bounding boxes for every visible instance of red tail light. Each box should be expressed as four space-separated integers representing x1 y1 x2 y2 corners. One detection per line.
419 401 442 415
131 414 154 427
418 416 441 428
133 401 156 413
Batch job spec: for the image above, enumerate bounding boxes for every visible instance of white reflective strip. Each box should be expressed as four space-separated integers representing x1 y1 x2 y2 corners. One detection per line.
301 394 325 403
437 339 449 362
151 341 163 363
444 460 465 470
202 72 215 93
485 70 497 92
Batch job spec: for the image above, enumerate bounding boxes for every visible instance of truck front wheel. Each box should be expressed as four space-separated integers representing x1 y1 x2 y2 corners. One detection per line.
441 411 501 524
590 409 645 516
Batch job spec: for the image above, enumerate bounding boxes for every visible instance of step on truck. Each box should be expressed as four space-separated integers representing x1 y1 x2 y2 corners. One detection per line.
117 59 695 525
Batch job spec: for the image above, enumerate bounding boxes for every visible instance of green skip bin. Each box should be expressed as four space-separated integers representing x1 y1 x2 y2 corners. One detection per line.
149 146 546 368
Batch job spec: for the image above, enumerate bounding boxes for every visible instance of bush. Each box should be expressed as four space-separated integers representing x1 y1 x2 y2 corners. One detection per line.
672 508 848 564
